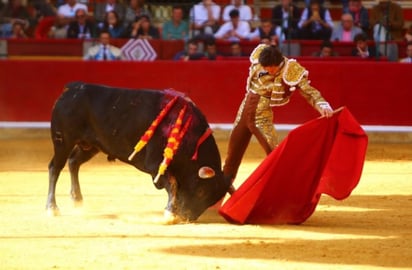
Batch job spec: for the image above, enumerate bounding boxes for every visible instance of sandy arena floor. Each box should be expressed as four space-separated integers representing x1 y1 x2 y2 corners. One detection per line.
0 135 411 270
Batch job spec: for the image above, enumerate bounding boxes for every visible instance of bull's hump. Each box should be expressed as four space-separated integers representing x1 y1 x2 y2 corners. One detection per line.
63 81 86 92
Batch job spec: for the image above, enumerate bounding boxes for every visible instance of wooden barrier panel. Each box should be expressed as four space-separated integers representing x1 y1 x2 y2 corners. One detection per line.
3 39 408 59
4 39 185 60
0 60 411 125
284 40 409 58
7 39 84 56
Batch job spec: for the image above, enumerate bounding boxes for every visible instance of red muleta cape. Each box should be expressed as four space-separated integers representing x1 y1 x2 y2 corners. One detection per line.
219 107 368 225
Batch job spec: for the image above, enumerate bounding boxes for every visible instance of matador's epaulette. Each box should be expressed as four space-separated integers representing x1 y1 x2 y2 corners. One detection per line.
282 59 308 90
249 44 268 64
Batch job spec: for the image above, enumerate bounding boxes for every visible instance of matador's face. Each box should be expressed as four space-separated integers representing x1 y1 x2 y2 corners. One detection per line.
263 65 280 75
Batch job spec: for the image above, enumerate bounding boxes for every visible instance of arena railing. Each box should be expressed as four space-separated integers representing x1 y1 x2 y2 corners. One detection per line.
1 38 408 61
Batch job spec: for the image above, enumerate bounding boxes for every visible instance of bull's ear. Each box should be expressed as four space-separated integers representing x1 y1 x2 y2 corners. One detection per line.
198 166 215 179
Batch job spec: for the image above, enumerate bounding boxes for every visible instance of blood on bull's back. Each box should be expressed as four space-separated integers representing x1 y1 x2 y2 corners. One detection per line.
47 82 231 223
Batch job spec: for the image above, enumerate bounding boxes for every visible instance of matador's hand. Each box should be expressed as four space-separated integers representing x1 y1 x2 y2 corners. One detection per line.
317 102 333 118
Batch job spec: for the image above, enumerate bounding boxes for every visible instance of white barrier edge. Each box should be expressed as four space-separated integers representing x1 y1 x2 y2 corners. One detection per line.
1 122 412 133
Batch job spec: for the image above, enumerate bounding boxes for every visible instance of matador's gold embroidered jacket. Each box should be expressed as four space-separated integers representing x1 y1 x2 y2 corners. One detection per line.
246 44 327 109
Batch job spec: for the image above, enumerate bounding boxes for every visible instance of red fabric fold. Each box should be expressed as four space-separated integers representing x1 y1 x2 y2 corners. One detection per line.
219 107 368 225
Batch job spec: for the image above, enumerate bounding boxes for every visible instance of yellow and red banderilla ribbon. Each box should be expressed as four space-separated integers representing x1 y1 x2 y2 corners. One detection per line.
128 96 178 161
154 105 192 184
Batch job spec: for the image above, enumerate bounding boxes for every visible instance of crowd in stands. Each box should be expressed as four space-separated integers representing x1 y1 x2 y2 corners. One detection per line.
0 0 411 62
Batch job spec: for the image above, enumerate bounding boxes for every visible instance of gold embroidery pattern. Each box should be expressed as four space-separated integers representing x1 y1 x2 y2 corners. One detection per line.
255 96 278 148
282 59 308 87
270 70 289 107
234 96 247 126
249 44 268 64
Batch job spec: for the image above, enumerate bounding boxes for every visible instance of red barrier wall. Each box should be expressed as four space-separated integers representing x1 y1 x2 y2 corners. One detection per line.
0 60 411 125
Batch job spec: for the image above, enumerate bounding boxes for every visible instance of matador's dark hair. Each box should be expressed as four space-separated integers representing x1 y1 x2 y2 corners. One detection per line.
258 45 284 67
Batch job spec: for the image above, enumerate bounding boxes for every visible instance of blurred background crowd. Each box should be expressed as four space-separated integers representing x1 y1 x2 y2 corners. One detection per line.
0 0 411 61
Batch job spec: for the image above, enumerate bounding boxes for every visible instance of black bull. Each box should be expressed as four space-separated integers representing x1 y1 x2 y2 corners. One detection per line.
46 82 231 222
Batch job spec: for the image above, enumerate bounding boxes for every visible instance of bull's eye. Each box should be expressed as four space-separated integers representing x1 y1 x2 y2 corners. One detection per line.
198 166 215 179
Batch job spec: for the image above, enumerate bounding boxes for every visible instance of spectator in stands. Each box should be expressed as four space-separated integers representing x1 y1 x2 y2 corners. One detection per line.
330 13 363 42
203 39 223 60
190 0 221 37
248 18 282 46
297 0 334 40
30 0 56 24
343 0 369 34
399 42 412 63
9 20 28 38
351 32 379 58
99 10 126 38
128 14 159 39
271 0 301 40
84 30 123 61
29 0 57 17
228 41 246 57
304 0 324 7
94 0 125 29
214 9 250 41
0 0 32 38
48 15 67 38
124 0 151 29
222 0 253 23
67 8 96 39
57 0 88 19
370 0 404 41
162 5 189 41
405 24 412 42
312 40 338 57
173 38 204 61
0 1 4 13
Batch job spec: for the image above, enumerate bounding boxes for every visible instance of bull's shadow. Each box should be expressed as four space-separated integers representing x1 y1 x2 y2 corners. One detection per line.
162 194 412 268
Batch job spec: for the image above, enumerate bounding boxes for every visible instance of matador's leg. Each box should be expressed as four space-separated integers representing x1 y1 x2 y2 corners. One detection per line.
246 93 278 155
223 97 253 180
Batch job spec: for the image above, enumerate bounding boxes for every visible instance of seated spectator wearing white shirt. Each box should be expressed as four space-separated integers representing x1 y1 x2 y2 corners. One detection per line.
399 42 412 63
190 0 221 36
222 0 253 23
330 13 363 42
84 30 123 61
57 0 88 19
214 9 250 41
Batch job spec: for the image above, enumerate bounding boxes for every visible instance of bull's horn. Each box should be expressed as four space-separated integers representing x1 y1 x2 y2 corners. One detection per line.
198 166 215 179
228 185 236 195
223 174 234 195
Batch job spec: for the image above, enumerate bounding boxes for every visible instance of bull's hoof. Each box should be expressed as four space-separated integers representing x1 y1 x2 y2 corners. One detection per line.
46 206 60 217
162 210 188 225
73 200 83 208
